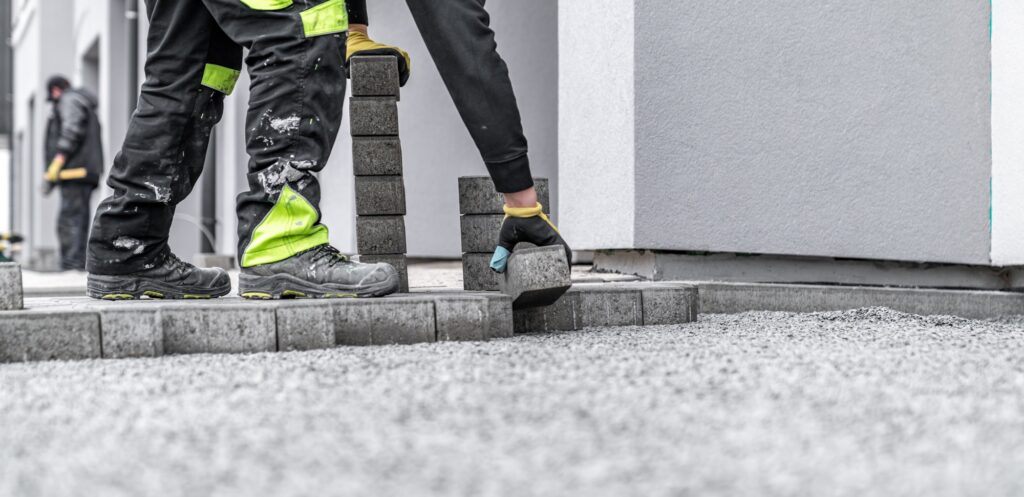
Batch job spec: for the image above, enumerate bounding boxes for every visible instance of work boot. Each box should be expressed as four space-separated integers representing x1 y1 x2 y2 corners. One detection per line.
238 244 399 299
87 249 231 300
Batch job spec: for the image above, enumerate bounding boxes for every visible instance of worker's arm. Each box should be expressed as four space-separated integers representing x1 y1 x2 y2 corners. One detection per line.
345 2 411 86
54 92 89 161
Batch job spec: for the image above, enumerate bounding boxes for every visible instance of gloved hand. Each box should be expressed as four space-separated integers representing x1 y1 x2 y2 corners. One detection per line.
44 155 65 183
346 31 411 87
490 203 572 273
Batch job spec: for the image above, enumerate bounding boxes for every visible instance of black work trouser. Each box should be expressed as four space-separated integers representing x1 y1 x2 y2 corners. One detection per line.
88 0 347 274
58 183 94 271
405 0 534 193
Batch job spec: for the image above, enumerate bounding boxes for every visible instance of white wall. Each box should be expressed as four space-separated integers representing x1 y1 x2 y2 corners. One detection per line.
991 0 1024 266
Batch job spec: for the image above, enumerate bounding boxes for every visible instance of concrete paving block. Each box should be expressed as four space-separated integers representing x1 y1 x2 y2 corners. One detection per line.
499 245 572 310
355 176 406 216
99 306 164 359
513 291 581 333
458 176 550 215
275 301 335 352
160 304 277 355
191 254 236 270
350 55 401 98
358 254 409 293
353 136 403 176
0 262 23 310
332 298 435 346
480 292 514 339
576 285 644 328
641 283 700 325
350 97 399 136
460 215 502 253
433 295 489 341
357 216 407 255
463 253 501 291
0 310 102 363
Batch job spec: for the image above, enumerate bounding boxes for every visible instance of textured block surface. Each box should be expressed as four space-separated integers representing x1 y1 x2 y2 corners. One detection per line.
499 245 572 310
355 176 406 216
480 292 514 339
350 97 399 136
276 301 335 351
357 216 407 255
160 305 277 355
353 137 403 176
462 253 501 291
513 292 581 333
359 254 409 293
460 215 503 253
0 262 23 310
100 306 163 359
459 177 550 215
0 310 101 363
350 55 401 98
576 287 643 328
642 284 700 325
333 298 435 346
433 295 489 341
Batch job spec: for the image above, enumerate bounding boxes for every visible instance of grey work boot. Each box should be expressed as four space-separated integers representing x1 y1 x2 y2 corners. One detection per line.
238 244 399 299
87 249 231 300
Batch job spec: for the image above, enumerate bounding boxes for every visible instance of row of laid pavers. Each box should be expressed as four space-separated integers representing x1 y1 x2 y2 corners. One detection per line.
0 283 702 364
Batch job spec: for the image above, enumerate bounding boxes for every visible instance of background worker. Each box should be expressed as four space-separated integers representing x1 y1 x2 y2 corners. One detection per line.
86 0 399 300
43 76 104 271
344 0 572 272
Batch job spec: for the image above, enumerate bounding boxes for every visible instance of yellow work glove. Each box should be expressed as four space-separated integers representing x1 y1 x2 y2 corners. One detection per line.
44 155 65 183
346 31 411 86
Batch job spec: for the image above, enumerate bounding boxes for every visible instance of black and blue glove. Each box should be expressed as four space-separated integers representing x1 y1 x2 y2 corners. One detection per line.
490 203 572 273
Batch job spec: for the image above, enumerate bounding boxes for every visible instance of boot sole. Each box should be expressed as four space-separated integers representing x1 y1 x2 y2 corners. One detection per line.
238 272 400 300
87 274 232 301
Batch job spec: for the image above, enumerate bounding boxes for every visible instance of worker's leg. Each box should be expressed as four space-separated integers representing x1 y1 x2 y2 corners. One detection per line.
58 183 92 271
405 0 532 194
85 0 239 299
201 0 398 298
87 0 240 274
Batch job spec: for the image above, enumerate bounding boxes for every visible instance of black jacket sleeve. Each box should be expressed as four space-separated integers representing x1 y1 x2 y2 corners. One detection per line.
348 0 367 25
55 92 90 157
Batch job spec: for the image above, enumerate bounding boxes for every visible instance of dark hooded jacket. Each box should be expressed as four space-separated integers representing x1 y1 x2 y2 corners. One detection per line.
45 88 104 186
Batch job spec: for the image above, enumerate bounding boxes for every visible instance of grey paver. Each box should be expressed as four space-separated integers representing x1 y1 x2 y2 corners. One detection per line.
160 304 277 355
0 310 101 363
460 214 502 253
357 216 407 255
350 55 401 98
499 245 572 310
458 176 550 215
191 254 236 270
355 175 406 216
0 262 23 310
433 295 489 341
641 284 700 325
353 136 403 176
480 292 514 339
332 298 435 346
358 254 409 293
576 286 643 328
462 253 501 291
99 306 164 359
513 291 581 333
275 301 336 352
350 97 399 136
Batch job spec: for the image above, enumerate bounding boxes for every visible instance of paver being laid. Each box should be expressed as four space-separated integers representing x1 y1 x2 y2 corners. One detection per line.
499 245 572 310
0 262 23 310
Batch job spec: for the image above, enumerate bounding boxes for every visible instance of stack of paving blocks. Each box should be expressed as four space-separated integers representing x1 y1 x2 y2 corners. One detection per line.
350 55 409 292
459 176 550 291
0 263 23 311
